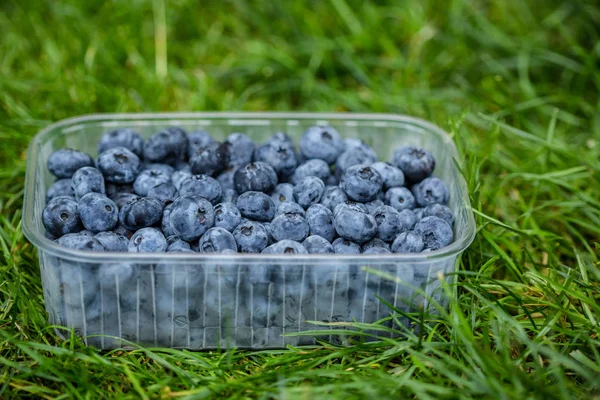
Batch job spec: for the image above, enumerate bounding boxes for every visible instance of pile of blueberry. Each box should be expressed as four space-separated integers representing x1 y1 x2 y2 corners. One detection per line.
42 126 454 254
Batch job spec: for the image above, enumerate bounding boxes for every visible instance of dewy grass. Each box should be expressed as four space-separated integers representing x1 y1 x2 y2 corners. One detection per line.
1 0 599 398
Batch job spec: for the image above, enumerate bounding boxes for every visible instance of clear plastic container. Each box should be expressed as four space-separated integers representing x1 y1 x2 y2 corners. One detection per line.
22 112 475 349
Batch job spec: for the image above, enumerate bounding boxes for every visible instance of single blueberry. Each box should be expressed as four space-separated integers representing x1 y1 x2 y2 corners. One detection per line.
303 235 335 254
271 183 295 208
412 177 450 207
161 203 176 237
94 231 129 252
128 227 167 252
391 231 424 253
216 169 235 191
232 220 269 253
372 205 405 242
147 182 178 206
413 216 453 250
363 246 391 254
97 147 141 184
270 212 310 242
299 125 344 164
385 187 416 211
291 159 330 185
57 233 105 251
46 179 74 202
47 148 95 179
143 127 189 165
71 166 106 200
111 192 138 210
413 207 425 220
398 209 418 231
333 200 368 216
293 176 325 209
190 141 227 176
166 235 192 252
276 201 305 217
98 128 144 157
171 169 193 190
118 196 163 231
221 188 238 204
167 195 215 241
78 193 118 233
392 146 436 183
198 227 238 253
371 162 405 190
42 196 83 237
141 163 175 176
236 191 276 222
233 162 278 194
305 204 335 242
267 132 295 150
320 186 348 212
340 164 383 202
262 240 308 255
361 238 390 252
224 133 255 169
335 144 378 178
133 168 171 196
179 174 222 204
332 238 361 254
263 221 276 245
188 130 215 158
365 199 384 215
254 140 297 178
333 207 377 244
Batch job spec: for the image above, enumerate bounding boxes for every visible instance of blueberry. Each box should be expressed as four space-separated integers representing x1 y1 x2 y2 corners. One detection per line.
299 126 344 164
224 133 255 169
161 203 176 237
221 189 238 204
276 201 305 217
78 193 118 233
216 169 235 191
94 231 129 252
79 230 94 236
332 238 361 254
118 196 163 231
270 213 310 242
97 147 141 184
254 140 297 178
293 176 325 209
133 168 171 196
233 220 269 253
111 192 138 209
179 174 222 204
47 148 95 179
105 182 134 198
363 247 391 254
333 200 368 216
147 182 178 206
365 199 384 215
114 224 134 239
361 238 390 252
263 221 276 245
305 204 335 242
142 163 175 176
340 164 383 202
303 235 334 254
188 130 215 158
190 141 226 176
385 187 416 211
171 170 193 190
268 132 295 150
42 196 83 237
392 146 435 182
128 227 167 252
167 195 215 241
46 179 74 202
335 144 378 178
333 207 377 244
262 240 308 254
236 191 276 222
413 207 424 220
413 216 453 250
57 233 105 251
166 236 192 252
291 159 330 185
199 227 238 253
98 128 144 157
271 183 295 208
143 127 189 165
320 186 348 212
412 177 450 207
372 205 405 242
398 209 418 231
391 231 424 253
371 162 405 190
233 162 278 194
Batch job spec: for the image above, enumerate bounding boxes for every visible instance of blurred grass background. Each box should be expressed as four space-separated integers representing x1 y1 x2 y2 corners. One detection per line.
1 0 599 398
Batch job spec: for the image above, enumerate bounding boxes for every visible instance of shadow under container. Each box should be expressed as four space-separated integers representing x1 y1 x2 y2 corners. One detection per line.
22 112 476 349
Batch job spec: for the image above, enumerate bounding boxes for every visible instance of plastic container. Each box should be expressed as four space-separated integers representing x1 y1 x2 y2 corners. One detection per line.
22 112 475 349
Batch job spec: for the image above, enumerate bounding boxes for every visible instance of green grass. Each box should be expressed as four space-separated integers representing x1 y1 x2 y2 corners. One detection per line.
1 0 600 398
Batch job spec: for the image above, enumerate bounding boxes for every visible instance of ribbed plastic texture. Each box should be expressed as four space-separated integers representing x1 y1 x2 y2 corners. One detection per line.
22 113 475 349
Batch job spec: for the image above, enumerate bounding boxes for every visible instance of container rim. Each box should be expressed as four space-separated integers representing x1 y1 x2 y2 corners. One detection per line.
22 112 476 264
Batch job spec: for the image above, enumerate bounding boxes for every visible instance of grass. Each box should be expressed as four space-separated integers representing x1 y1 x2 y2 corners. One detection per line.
1 0 599 398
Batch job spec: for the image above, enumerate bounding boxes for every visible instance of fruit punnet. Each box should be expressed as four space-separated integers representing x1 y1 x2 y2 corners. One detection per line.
43 125 453 253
